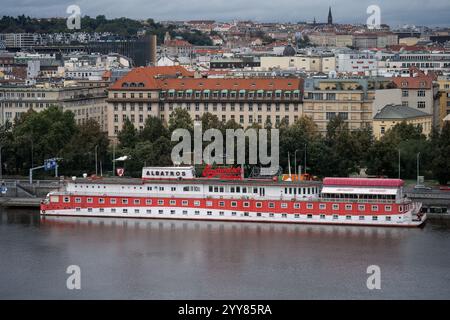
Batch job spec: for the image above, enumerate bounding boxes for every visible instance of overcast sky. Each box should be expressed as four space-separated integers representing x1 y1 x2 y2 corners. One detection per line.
1 0 449 27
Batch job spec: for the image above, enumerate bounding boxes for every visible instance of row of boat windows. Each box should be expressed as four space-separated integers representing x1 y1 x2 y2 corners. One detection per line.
56 196 406 212
73 207 395 221
71 184 317 195
321 193 397 200
284 187 319 195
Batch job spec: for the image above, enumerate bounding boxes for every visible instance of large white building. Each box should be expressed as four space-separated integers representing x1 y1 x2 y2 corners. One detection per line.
335 52 378 74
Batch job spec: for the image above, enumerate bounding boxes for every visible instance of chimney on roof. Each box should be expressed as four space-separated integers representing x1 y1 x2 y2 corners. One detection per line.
150 34 157 66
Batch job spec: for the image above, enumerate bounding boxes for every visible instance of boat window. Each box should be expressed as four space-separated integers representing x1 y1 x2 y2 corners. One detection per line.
182 200 188 206
122 199 128 204
110 198 116 204
372 205 378 211
146 199 152 205
242 187 247 193
134 199 140 205
50 196 59 203
332 204 339 210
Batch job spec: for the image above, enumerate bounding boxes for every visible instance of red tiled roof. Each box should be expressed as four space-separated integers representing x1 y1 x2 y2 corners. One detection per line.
323 177 404 188
156 77 303 91
110 66 195 90
392 75 433 89
110 66 303 91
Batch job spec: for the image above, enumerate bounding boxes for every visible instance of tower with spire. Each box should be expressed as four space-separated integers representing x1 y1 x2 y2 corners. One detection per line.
328 6 333 25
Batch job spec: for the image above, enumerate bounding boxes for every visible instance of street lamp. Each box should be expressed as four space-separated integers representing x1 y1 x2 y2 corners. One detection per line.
294 149 299 177
95 145 98 176
416 152 420 185
304 143 307 175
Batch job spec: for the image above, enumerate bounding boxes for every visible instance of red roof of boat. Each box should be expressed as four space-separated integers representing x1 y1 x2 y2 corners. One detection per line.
323 177 404 188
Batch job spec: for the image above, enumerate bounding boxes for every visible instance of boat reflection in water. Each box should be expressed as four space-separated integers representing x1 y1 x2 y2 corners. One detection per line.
40 215 412 241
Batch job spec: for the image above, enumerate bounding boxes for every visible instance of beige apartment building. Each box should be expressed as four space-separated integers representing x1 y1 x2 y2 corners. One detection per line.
437 76 450 126
303 78 393 132
106 66 304 138
260 54 336 73
0 81 108 131
391 68 440 126
308 33 353 47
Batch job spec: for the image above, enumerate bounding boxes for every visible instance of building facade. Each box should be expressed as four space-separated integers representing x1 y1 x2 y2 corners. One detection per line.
391 68 439 126
106 66 304 138
0 82 108 130
373 104 433 139
437 76 450 126
303 78 393 132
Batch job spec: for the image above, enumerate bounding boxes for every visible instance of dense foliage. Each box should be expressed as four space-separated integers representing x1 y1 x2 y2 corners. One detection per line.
1 107 449 184
0 15 212 45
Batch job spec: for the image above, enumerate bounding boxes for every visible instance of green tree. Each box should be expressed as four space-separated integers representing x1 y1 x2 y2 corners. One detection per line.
139 116 169 142
431 122 450 184
10 106 76 174
61 119 109 175
118 118 138 149
168 108 194 133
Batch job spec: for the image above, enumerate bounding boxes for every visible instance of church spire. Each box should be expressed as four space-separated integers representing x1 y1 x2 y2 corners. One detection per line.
328 6 333 25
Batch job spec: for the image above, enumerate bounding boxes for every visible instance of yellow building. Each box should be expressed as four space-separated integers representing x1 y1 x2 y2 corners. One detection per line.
303 78 393 132
437 77 450 127
373 104 432 139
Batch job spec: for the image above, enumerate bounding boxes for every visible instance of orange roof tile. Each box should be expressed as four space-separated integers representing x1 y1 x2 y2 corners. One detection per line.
110 66 195 90
156 77 303 91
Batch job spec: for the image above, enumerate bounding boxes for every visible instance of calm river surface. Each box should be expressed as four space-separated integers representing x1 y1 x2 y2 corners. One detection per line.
0 208 449 299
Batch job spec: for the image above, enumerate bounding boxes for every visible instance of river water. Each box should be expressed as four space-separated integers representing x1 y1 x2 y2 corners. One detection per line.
0 208 449 299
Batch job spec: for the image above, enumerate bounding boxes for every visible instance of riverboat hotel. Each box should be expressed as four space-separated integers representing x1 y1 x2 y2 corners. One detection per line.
40 166 426 227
